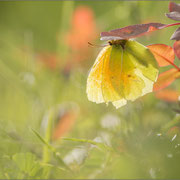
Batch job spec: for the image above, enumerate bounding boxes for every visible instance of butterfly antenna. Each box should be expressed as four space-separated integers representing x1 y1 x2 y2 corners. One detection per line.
88 42 108 48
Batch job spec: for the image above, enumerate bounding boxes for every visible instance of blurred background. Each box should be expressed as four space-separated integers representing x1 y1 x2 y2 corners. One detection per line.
0 1 180 179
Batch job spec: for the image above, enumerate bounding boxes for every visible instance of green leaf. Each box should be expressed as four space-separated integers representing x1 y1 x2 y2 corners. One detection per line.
12 153 42 177
63 137 114 152
31 128 55 152
12 153 52 178
31 128 71 171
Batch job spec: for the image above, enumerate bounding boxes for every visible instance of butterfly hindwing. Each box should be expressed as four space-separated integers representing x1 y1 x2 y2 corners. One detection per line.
125 40 159 82
108 46 146 101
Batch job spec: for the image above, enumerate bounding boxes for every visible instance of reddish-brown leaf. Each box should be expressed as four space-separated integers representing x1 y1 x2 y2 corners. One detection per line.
171 27 180 41
153 69 180 91
147 44 175 67
100 23 180 41
166 12 180 21
169 2 180 13
173 40 180 59
155 89 180 102
166 2 180 21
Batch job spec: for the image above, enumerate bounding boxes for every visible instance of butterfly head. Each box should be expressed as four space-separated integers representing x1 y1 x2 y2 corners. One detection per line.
108 39 127 49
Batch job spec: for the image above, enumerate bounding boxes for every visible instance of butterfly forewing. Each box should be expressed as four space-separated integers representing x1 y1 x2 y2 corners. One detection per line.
101 45 124 102
86 47 108 103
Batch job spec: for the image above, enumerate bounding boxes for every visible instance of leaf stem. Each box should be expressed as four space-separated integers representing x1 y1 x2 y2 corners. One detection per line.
163 58 180 71
164 22 180 28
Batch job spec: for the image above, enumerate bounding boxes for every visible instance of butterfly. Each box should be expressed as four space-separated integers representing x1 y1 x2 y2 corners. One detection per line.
86 25 159 109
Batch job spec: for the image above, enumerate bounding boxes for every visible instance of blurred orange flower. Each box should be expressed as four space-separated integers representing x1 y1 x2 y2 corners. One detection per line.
155 89 180 102
37 52 59 70
66 6 98 51
63 6 98 74
52 104 79 140
52 110 78 140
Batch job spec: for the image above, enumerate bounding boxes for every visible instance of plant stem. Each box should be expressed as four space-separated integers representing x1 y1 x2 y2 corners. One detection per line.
32 128 71 171
42 109 54 163
56 1 74 68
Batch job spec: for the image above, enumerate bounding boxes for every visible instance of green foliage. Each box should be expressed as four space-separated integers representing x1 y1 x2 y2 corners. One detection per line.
0 1 180 179
1 153 51 179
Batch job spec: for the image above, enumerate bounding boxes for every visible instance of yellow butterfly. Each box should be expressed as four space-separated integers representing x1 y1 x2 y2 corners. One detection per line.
86 39 159 108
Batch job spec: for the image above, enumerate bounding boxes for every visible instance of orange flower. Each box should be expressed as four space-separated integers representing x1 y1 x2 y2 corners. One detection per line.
52 111 78 140
52 104 79 140
63 6 98 74
155 89 180 102
66 6 98 51
37 52 59 70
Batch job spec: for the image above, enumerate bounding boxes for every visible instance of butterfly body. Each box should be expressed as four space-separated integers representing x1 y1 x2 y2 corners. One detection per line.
87 39 158 108
108 39 127 48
